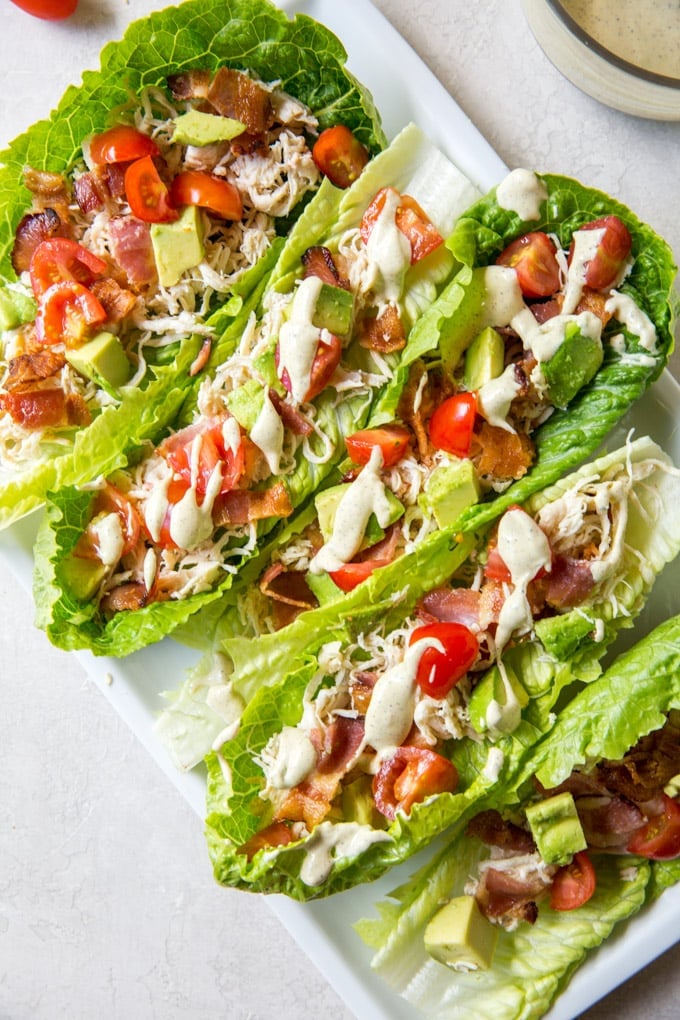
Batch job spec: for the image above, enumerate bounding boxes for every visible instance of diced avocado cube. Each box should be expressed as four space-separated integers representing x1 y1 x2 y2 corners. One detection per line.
0 286 36 331
542 322 603 409
424 895 498 971
525 792 587 866
151 204 205 288
419 459 481 529
226 379 266 432
65 331 132 389
172 109 246 146
60 555 106 602
341 775 384 828
464 326 505 391
314 483 404 547
312 282 354 337
468 663 529 736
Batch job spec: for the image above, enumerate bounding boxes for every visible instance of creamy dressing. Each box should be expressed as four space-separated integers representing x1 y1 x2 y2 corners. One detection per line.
605 291 657 352
494 508 552 656
261 725 318 790
143 547 157 592
495 168 548 221
365 187 411 303
299 820 392 887
277 276 323 403
561 0 680 78
485 662 524 737
525 310 602 364
482 745 505 782
144 465 174 543
309 446 395 574
477 364 522 432
481 266 526 325
561 227 605 314
363 639 440 760
92 512 124 567
222 415 242 456
250 388 284 474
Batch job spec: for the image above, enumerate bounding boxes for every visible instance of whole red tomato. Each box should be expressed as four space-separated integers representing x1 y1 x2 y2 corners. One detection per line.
9 0 78 20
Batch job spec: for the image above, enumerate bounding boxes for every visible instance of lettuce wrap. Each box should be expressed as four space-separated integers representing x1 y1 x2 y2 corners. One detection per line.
161 168 677 740
0 0 387 529
356 612 680 1020
202 436 680 898
33 123 480 657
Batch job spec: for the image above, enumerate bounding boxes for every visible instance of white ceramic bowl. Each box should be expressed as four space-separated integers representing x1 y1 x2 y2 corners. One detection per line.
522 0 680 120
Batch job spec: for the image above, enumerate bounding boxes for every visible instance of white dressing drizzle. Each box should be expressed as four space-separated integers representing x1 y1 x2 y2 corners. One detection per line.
250 387 284 474
365 188 411 304
495 169 548 221
477 364 522 432
92 512 124 567
142 547 157 592
300 821 392 887
363 639 440 761
309 446 395 574
261 725 318 790
494 508 552 657
605 291 657 352
168 433 223 550
561 227 605 314
277 276 323 403
143 464 173 543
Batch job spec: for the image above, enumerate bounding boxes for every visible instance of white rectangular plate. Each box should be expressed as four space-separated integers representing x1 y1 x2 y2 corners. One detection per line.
1 2 678 1018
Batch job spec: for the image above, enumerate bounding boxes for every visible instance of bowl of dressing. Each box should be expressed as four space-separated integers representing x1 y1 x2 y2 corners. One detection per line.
522 0 680 119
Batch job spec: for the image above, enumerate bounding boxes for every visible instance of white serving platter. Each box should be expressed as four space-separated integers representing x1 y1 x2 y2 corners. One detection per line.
1 2 678 1018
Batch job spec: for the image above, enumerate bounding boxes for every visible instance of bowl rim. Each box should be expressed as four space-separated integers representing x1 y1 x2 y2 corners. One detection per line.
547 0 680 89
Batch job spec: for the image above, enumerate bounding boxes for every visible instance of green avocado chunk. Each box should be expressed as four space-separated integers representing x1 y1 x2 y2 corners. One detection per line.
464 325 505 391
342 775 384 828
312 282 354 337
424 895 498 971
542 321 603 409
151 204 205 288
172 109 246 146
419 458 481 529
315 482 404 547
65 331 132 389
61 555 106 602
525 792 587 866
0 285 36 330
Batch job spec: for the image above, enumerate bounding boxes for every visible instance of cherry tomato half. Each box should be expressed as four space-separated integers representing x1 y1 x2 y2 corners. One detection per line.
360 187 443 264
428 392 478 457
29 238 107 299
160 417 245 501
75 484 143 561
496 231 561 299
169 171 243 221
124 156 178 224
312 125 369 189
408 621 479 698
550 851 597 911
627 795 680 861
345 424 411 468
570 215 632 291
329 557 391 593
277 333 343 404
35 281 107 347
89 125 160 166
373 746 458 821
9 0 77 19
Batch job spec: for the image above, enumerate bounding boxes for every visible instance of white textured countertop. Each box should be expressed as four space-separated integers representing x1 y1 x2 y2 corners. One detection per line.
0 2 678 1019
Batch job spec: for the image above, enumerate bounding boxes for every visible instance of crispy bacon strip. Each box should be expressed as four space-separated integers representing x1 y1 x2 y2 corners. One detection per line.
418 586 482 628
5 349 66 390
471 422 535 482
166 69 212 101
107 216 157 289
22 169 71 222
267 388 313 436
259 562 318 610
11 208 64 274
1 387 90 429
301 245 344 287
206 67 273 136
90 277 137 322
213 481 293 526
466 810 536 854
238 821 294 861
100 581 148 616
359 305 406 353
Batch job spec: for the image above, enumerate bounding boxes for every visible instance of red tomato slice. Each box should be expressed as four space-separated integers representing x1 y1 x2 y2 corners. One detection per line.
312 125 369 189
570 215 633 291
373 746 458 821
89 125 160 166
160 418 245 500
496 231 561 299
277 333 343 403
627 795 680 861
29 238 107 298
408 621 479 698
75 484 142 561
550 851 597 911
329 557 390 593
483 545 512 583
9 0 77 18
345 425 411 467
428 392 478 457
35 281 107 347
124 156 178 224
360 187 443 264
169 171 243 220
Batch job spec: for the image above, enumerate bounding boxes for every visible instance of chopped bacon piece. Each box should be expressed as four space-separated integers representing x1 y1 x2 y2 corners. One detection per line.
350 672 377 715
1 386 90 429
73 172 107 214
238 821 294 860
11 208 64 274
100 581 148 616
273 772 339 829
267 388 313 436
478 578 505 629
596 720 680 804
259 562 318 610
206 67 273 136
316 716 365 776
107 216 157 289
418 586 482 628
466 810 536 854
471 422 535 482
301 246 345 287
575 288 616 327
90 277 137 322
5 349 66 390
573 795 645 849
540 554 594 610
530 298 561 324
229 133 268 158
213 481 293 526
166 69 213 101
22 169 71 222
359 305 406 353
